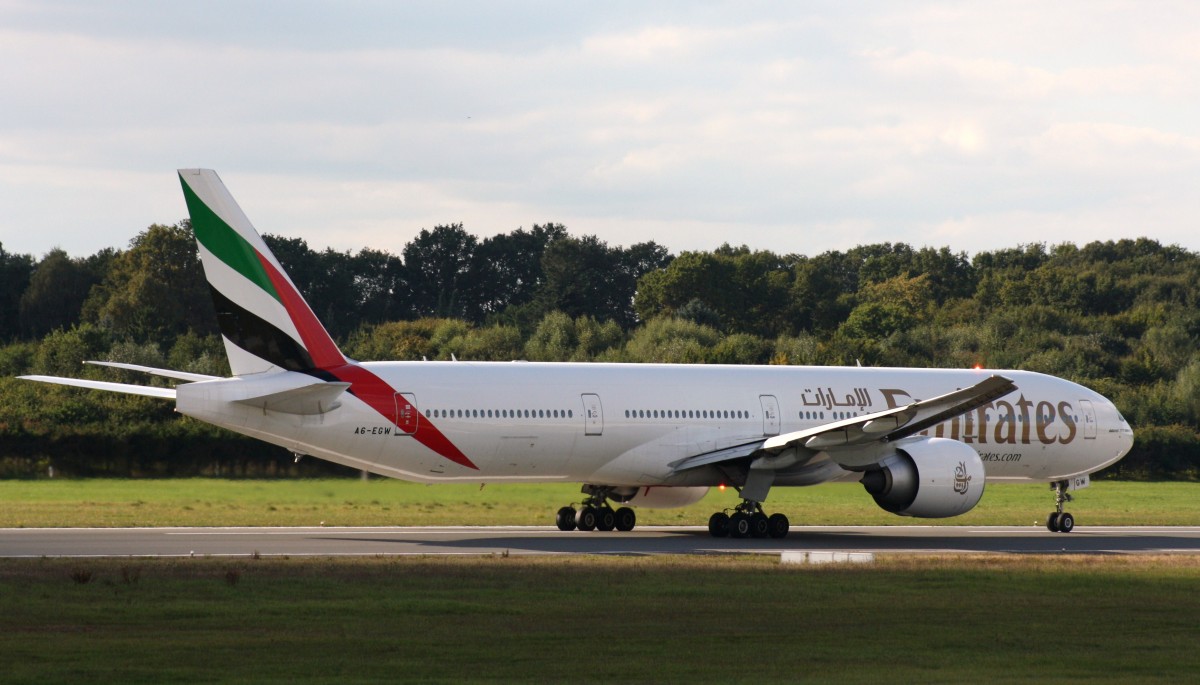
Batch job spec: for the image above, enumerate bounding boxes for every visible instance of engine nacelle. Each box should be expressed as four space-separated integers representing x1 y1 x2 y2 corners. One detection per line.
860 438 985 518
608 486 710 509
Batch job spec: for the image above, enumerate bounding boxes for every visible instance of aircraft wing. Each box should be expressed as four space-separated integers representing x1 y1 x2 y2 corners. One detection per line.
764 374 1015 453
671 374 1015 473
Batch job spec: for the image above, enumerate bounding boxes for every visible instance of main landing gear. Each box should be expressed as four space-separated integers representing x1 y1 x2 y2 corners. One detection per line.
1046 480 1075 533
707 500 789 539
555 486 637 533
706 468 789 539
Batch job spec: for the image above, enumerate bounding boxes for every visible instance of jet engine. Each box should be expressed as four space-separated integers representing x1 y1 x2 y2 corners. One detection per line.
608 486 710 509
860 437 985 518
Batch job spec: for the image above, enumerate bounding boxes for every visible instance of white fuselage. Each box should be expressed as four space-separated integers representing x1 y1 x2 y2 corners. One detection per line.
176 362 1134 489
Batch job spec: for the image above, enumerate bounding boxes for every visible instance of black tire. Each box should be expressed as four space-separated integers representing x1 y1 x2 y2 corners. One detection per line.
596 507 616 532
555 506 577 531
1047 512 1061 532
708 512 730 538
729 513 751 539
749 512 769 538
576 506 598 532
1058 512 1075 533
614 507 636 532
767 513 790 539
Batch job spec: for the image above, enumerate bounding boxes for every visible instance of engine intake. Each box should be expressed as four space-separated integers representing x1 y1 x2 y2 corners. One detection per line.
860 437 985 518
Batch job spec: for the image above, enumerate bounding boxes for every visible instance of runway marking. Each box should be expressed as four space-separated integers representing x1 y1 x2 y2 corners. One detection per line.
5 526 1200 559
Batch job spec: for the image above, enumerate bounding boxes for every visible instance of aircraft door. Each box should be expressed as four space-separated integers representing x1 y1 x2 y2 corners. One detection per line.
581 393 603 436
1079 399 1097 439
393 393 419 435
759 395 780 436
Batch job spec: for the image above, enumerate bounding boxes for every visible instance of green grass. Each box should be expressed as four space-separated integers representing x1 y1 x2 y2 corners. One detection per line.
1 554 1197 684
0 478 1195 528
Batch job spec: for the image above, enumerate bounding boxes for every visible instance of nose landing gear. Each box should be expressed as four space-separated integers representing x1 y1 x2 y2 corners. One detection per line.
1046 480 1076 533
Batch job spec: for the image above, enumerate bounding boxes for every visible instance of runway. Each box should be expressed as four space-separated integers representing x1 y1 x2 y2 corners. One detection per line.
2 525 1200 558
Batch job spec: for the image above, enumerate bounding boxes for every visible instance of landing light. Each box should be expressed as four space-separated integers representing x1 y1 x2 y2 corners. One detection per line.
718 483 726 492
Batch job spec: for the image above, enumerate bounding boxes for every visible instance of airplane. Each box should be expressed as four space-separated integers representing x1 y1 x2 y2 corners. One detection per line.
19 169 1135 538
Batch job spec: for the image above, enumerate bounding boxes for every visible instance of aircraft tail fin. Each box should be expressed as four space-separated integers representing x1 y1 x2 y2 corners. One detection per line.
177 169 347 376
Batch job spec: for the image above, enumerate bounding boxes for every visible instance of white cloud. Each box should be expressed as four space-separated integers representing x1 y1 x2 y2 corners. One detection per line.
2 1 1200 262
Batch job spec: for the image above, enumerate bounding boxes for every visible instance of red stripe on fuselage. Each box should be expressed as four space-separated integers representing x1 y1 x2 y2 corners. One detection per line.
324 363 479 471
252 250 475 470
255 251 346 369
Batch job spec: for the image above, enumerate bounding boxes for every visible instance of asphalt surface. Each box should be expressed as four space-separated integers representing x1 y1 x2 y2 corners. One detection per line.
2 525 1199 558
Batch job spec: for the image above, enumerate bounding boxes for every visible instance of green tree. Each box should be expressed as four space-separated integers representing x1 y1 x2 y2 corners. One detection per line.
82 223 215 345
0 243 34 341
623 317 720 363
466 224 568 322
18 248 104 339
538 235 644 328
403 224 478 320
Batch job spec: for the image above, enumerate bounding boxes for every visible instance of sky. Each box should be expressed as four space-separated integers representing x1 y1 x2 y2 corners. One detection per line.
2 0 1199 260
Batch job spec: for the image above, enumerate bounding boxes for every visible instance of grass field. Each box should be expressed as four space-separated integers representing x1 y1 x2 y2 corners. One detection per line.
0 478 1195 528
1 554 1198 684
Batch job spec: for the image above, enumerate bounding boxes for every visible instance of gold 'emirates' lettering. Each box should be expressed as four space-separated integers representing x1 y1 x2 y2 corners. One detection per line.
879 389 1078 446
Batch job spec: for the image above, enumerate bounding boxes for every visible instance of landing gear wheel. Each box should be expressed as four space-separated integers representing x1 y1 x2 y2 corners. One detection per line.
1058 512 1075 533
595 507 616 532
576 506 598 532
1047 480 1077 533
767 513 790 539
729 513 751 539
708 512 730 537
749 512 770 538
614 507 636 532
1047 512 1061 532
555 506 577 531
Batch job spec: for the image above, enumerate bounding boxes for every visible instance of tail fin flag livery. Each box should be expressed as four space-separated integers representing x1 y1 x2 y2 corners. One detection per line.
16 169 1134 538
179 169 476 471
179 169 346 376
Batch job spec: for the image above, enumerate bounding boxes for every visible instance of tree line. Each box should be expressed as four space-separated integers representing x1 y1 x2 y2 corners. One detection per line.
0 221 1197 479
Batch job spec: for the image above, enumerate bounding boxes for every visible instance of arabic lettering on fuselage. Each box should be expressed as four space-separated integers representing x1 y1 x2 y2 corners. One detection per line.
878 388 1078 446
800 387 873 411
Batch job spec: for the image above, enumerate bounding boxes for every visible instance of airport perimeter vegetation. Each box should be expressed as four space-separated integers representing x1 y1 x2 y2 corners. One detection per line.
0 478 1196 528
4 480 1199 682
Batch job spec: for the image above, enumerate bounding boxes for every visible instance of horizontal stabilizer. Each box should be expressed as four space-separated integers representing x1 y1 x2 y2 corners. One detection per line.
85 361 220 382
18 375 176 399
233 381 351 415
